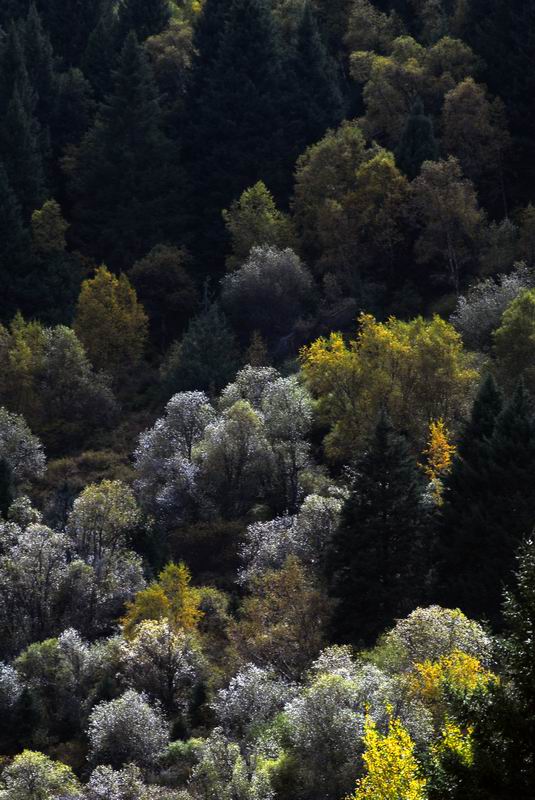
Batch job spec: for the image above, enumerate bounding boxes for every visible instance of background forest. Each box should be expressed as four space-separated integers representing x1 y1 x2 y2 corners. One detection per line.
0 0 534 798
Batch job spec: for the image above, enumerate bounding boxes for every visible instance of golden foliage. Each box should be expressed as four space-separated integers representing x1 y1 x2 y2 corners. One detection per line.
122 561 203 639
74 265 148 380
432 719 474 768
409 649 498 706
421 418 456 504
351 715 427 800
300 312 477 460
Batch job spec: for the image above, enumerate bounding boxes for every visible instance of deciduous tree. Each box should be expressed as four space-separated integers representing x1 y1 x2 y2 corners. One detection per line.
74 266 148 383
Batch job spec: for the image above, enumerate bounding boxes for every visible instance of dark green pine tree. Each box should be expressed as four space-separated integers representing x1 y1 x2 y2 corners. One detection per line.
22 4 58 126
81 8 119 100
0 162 31 319
0 22 48 217
0 21 32 115
395 98 438 179
0 0 28 28
116 0 172 43
329 411 427 646
0 459 14 519
435 375 503 610
162 301 241 397
286 2 344 159
455 539 535 800
51 68 95 154
1 88 47 219
35 0 105 67
184 0 287 271
188 0 230 96
70 32 173 269
438 379 535 624
463 1 535 202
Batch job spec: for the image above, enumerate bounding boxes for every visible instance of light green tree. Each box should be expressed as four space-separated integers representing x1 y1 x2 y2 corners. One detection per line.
223 181 297 270
0 750 81 800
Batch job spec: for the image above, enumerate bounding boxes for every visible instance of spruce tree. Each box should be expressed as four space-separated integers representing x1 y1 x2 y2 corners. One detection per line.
438 380 535 623
35 0 104 67
185 0 287 270
1 88 47 219
0 22 48 217
287 2 344 159
81 7 118 100
22 4 58 131
188 0 229 95
162 302 241 397
328 411 427 645
0 0 28 28
395 99 438 179
0 21 33 115
463 1 535 201
463 539 535 800
70 32 172 268
116 0 172 43
0 162 30 319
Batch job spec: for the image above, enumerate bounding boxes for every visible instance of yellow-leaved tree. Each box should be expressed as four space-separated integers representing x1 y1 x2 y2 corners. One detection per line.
409 649 498 711
74 265 148 383
421 418 456 505
300 313 477 460
351 714 427 800
122 562 203 638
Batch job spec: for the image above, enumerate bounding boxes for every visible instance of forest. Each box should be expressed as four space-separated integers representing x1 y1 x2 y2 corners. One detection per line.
0 0 534 798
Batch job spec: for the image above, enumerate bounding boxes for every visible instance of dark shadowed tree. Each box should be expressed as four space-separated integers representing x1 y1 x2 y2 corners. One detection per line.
70 33 174 269
328 411 427 645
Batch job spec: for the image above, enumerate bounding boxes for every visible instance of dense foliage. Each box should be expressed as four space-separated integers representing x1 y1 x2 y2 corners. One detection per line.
0 0 534 798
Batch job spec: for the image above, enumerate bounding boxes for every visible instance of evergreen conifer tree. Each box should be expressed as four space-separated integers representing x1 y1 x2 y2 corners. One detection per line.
22 4 58 131
463 539 535 800
70 32 172 268
438 380 535 623
395 99 438 179
185 0 288 271
188 0 229 96
36 0 104 67
116 0 172 43
81 8 118 100
0 22 48 217
463 1 535 201
0 161 30 299
1 88 47 219
0 161 31 318
328 411 427 645
287 2 344 159
162 302 240 397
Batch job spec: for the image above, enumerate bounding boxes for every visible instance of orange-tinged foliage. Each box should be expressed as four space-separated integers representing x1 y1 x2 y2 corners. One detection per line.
421 418 456 504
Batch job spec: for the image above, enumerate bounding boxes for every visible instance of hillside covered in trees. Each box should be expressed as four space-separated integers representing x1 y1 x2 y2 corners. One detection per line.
0 0 534 798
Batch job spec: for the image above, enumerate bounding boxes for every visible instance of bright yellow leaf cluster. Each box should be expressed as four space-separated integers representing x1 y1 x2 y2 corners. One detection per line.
409 650 497 706
351 715 427 800
122 561 203 638
432 719 474 768
421 419 456 505
300 313 477 460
